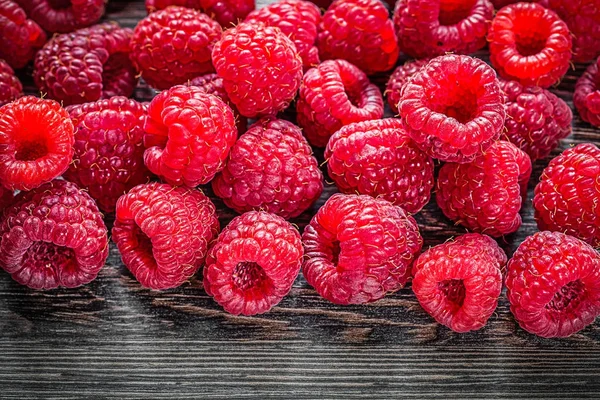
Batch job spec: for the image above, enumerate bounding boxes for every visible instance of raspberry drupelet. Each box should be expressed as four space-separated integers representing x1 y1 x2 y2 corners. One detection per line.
15 0 104 33
0 59 23 106
0 0 46 69
200 0 254 27
385 58 429 115
574 57 600 128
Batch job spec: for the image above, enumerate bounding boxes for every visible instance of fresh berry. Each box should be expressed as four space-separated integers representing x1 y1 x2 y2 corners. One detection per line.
130 7 221 90
0 180 109 290
34 22 136 106
200 0 254 27
0 96 74 191
302 193 423 305
488 2 572 88
15 0 104 33
212 22 303 118
112 182 219 290
143 85 237 187
212 118 323 219
574 56 600 128
385 58 429 115
146 0 202 13
533 143 600 247
0 59 22 106
203 211 302 315
325 119 434 214
393 0 493 59
436 140 532 237
506 231 600 338
0 0 46 69
296 59 384 147
398 54 505 163
412 233 506 333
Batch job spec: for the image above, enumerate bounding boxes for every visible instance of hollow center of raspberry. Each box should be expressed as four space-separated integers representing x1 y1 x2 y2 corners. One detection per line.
546 280 585 313
430 89 478 124
23 242 76 275
438 0 476 26
15 138 49 161
514 23 549 56
233 262 269 291
439 279 466 307
47 0 71 10
133 225 153 256
331 240 341 265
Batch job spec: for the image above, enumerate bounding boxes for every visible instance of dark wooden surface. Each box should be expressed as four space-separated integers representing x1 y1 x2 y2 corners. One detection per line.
3 1 600 398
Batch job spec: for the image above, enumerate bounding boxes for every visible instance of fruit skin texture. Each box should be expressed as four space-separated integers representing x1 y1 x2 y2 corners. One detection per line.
0 180 109 290
574 57 600 128
533 143 600 247
0 59 23 106
212 118 323 219
325 119 434 214
317 0 398 74
506 231 600 338
436 140 532 237
113 182 219 290
200 0 254 27
412 233 506 333
203 211 302 315
130 7 222 90
15 0 104 33
385 58 429 115
0 0 46 69
0 96 74 192
296 59 384 147
212 22 303 118
398 54 505 163
302 193 423 305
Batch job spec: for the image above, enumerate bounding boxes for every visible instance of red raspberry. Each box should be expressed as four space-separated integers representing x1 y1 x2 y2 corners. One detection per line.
325 119 434 214
200 0 254 27
500 79 572 160
0 0 46 69
393 0 493 59
317 0 398 74
34 22 136 106
113 182 219 290
488 2 572 88
506 231 600 338
0 96 74 191
146 0 202 13
130 7 221 90
0 59 23 106
412 233 506 333
533 143 600 247
436 141 532 237
574 57 600 128
203 211 302 315
15 0 104 33
296 59 384 147
63 97 151 214
212 118 323 219
385 58 429 115
398 54 505 163
212 22 303 118
143 85 237 187
245 0 321 70
0 180 109 290
302 193 423 305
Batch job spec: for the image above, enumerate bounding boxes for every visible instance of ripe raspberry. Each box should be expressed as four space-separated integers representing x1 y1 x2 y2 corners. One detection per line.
146 0 202 13
201 0 254 27
533 143 600 247
488 2 572 88
506 231 600 338
212 118 323 219
296 59 384 147
212 22 303 118
385 58 429 115
15 0 104 33
245 0 321 70
34 22 136 106
130 7 221 90
398 54 505 163
0 59 22 106
143 85 237 187
393 0 493 59
574 57 600 128
0 0 46 69
0 96 74 191
203 211 302 315
0 180 109 290
500 79 572 160
302 193 423 305
325 119 434 214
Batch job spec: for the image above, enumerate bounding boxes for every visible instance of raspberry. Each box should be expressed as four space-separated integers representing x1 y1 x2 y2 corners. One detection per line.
0 180 109 290
245 0 321 70
34 22 136 106
488 2 572 88
506 231 600 338
302 193 423 305
130 7 221 90
0 96 74 191
15 0 104 33
212 22 303 118
146 0 202 13
203 211 302 315
393 0 493 59
212 118 323 219
143 85 237 187
317 0 398 74
200 0 254 27
574 57 600 128
398 55 505 163
0 0 46 69
436 140 532 237
385 58 429 115
63 97 151 214
533 143 600 247
325 119 434 214
296 59 384 147
0 59 22 106
112 182 219 290
412 233 506 333
500 79 572 160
